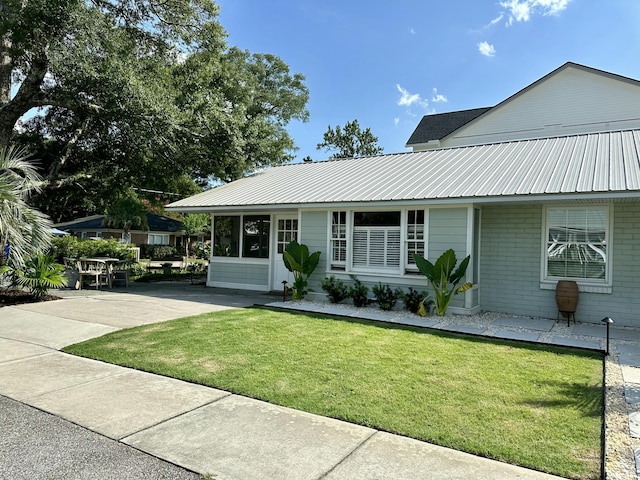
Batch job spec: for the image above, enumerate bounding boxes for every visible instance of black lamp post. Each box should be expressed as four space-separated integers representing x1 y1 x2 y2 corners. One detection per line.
601 317 614 355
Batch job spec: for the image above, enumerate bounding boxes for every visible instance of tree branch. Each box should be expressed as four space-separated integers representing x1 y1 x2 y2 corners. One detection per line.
47 115 91 181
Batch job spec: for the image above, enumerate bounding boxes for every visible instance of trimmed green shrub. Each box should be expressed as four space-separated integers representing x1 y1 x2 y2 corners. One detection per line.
348 277 369 307
51 237 136 262
372 283 402 311
140 244 177 259
401 287 432 314
322 275 349 303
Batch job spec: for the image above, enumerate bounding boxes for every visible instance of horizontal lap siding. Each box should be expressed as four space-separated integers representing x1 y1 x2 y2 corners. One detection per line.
428 208 468 259
428 208 469 310
300 211 328 293
209 261 269 289
480 203 640 327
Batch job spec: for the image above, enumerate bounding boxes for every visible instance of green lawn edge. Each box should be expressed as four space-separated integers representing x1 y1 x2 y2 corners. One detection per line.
63 306 604 479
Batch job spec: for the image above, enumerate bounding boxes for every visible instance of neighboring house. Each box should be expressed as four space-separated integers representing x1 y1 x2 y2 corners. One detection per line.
167 62 640 327
55 214 186 248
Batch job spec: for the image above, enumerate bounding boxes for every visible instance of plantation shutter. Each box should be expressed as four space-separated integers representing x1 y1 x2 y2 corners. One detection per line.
353 227 401 270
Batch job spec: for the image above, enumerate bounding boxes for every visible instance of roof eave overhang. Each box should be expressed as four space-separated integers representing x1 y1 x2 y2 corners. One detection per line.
165 191 640 213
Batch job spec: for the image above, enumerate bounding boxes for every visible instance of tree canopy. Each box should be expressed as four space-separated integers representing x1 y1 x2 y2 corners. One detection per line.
1 0 309 222
316 119 383 159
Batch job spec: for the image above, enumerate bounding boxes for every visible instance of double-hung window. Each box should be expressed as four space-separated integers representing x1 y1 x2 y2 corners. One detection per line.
406 209 426 269
330 211 347 270
545 206 609 283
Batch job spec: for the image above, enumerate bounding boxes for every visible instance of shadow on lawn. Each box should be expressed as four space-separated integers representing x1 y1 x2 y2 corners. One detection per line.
521 379 604 418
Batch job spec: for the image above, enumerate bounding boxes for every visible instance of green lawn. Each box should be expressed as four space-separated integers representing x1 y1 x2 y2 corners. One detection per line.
63 307 603 479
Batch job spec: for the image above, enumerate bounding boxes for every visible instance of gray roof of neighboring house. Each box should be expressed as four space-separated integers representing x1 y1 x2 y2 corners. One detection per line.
55 214 184 232
167 129 640 211
405 107 492 147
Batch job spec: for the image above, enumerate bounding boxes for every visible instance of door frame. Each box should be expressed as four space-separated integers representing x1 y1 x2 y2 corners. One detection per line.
271 214 299 290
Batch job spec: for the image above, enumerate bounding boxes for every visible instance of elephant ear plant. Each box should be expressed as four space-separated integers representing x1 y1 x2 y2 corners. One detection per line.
283 241 321 300
413 249 473 316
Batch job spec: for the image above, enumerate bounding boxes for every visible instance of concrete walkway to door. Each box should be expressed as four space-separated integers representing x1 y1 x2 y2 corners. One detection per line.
0 282 618 479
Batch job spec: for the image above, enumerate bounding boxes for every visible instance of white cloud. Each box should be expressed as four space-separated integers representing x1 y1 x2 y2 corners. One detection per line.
431 88 448 103
394 117 400 127
409 27 416 35
396 84 428 109
500 0 570 25
478 41 496 57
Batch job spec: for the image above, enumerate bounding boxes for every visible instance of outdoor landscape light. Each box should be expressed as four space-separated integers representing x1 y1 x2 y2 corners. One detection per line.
601 317 614 355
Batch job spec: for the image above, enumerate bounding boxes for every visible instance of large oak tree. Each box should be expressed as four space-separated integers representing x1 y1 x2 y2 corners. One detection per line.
1 0 309 222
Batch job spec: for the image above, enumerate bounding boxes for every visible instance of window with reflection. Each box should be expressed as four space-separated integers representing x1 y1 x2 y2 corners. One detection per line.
243 215 270 258
546 207 608 281
213 216 240 257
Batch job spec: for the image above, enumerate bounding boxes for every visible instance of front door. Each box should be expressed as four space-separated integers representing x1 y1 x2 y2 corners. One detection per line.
272 215 298 290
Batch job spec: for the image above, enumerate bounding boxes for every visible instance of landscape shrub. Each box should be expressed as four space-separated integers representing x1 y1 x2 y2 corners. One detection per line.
140 244 177 259
51 237 135 262
372 283 402 311
321 275 349 303
401 287 432 314
348 277 369 307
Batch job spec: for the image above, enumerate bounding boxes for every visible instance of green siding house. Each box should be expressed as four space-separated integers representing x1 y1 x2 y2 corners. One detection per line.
167 63 640 327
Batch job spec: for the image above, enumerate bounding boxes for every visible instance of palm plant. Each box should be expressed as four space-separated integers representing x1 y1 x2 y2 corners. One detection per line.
13 254 66 299
0 146 52 269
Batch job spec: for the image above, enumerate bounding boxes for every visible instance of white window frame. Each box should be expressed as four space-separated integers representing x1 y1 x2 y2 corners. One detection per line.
352 224 401 272
541 205 612 290
328 208 428 276
405 209 427 271
148 233 170 245
329 211 348 270
211 214 271 262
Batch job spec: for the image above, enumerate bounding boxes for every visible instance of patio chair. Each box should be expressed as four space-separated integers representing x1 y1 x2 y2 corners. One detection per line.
77 259 109 290
112 260 131 287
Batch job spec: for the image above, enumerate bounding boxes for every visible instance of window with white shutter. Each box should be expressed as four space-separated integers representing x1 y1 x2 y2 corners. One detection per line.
352 212 401 272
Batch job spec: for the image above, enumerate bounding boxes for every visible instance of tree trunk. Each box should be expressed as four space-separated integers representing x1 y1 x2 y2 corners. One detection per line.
0 44 49 148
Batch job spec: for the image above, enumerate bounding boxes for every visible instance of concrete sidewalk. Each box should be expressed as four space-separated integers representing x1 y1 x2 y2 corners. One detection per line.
0 283 609 479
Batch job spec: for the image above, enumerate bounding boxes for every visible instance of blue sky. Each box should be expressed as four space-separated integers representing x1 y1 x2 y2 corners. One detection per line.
215 0 640 162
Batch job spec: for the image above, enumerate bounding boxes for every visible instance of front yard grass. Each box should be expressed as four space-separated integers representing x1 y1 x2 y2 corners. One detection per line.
63 307 603 479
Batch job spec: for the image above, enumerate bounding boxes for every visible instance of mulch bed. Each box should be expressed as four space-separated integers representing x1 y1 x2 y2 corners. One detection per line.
0 290 61 308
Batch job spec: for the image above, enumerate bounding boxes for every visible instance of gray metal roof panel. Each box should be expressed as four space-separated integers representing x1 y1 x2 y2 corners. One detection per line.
167 130 640 210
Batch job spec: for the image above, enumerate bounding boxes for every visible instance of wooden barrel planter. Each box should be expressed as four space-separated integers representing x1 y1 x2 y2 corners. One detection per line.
556 280 579 325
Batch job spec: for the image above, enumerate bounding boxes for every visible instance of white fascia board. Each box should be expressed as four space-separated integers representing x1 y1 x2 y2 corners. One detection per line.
167 191 640 213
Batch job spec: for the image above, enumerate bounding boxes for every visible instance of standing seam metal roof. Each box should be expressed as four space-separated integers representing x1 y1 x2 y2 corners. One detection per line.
167 130 640 209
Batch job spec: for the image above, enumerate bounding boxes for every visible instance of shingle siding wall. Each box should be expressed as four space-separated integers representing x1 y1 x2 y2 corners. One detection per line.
480 203 640 327
605 204 640 326
480 205 548 317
